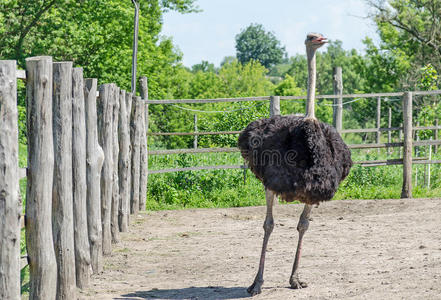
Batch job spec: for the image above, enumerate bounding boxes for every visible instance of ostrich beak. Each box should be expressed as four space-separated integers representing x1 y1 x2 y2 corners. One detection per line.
314 36 328 44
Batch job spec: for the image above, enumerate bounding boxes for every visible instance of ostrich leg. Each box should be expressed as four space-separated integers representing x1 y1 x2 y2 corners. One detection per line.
289 203 312 289
247 189 277 296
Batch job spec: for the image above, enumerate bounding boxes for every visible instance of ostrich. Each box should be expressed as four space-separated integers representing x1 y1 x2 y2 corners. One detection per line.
238 33 353 296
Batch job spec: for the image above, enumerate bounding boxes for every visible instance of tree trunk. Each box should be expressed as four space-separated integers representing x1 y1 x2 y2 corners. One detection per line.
71 67 91 288
97 84 114 255
118 90 130 232
25 55 57 300
130 96 141 216
52 61 76 300
84 78 104 273
0 60 21 300
111 85 120 243
139 77 148 211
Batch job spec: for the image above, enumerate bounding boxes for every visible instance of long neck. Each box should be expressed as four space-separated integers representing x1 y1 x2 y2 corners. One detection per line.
306 46 316 119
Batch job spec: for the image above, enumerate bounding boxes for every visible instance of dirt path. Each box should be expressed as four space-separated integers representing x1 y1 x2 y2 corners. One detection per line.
80 198 441 300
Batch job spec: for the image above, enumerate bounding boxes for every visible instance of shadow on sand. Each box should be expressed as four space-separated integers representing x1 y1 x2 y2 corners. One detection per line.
116 286 250 299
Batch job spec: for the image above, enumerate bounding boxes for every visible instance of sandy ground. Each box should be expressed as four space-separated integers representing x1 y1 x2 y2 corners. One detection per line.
80 198 441 300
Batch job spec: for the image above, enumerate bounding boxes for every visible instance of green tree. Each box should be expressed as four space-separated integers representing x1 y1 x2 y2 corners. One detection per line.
0 0 198 98
191 61 217 73
367 0 441 87
285 40 366 95
235 23 286 69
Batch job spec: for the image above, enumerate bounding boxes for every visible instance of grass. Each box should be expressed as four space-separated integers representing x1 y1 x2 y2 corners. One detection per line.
147 148 441 210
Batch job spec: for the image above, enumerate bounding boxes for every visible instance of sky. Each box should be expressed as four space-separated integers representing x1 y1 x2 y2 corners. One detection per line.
161 0 380 67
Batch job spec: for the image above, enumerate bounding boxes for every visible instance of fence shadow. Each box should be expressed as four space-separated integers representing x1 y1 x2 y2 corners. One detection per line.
116 286 250 299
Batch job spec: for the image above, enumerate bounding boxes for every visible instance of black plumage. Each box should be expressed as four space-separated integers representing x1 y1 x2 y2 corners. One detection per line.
238 114 352 205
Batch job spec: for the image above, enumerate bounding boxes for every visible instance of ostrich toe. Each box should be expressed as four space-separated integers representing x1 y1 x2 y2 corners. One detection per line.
247 279 263 296
289 276 308 289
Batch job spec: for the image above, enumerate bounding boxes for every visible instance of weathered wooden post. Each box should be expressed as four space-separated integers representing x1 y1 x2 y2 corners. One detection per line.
399 122 403 157
194 114 198 149
84 78 104 273
111 84 120 243
25 56 57 300
97 84 114 255
388 106 392 155
139 77 148 211
435 119 439 153
332 66 343 132
0 60 21 300
401 92 413 198
52 61 76 299
125 92 133 225
376 97 381 145
130 96 142 215
118 90 130 232
71 67 91 288
427 138 432 189
270 95 280 117
415 121 420 187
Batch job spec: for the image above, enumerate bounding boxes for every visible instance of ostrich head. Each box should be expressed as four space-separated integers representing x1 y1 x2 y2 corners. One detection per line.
304 33 327 119
305 33 328 49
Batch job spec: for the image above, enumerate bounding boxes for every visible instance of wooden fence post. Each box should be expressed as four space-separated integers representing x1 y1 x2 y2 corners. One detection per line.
270 95 280 117
427 138 432 189
97 84 114 255
84 78 104 273
401 92 413 198
333 66 343 132
111 84 120 243
376 97 381 145
0 60 21 300
118 90 130 232
399 122 403 157
388 106 392 155
435 119 439 153
139 77 148 211
125 92 133 225
72 67 91 288
25 56 57 300
194 114 198 149
415 121 420 187
52 61 76 300
130 96 142 215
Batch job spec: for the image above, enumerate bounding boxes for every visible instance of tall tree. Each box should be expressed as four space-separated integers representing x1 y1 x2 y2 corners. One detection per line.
0 0 199 98
367 0 441 87
235 24 286 69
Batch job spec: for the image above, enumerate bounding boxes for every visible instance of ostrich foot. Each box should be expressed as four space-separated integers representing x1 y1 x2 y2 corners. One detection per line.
289 276 308 289
247 279 263 296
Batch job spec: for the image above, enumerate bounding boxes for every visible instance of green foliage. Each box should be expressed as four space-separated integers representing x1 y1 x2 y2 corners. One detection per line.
273 74 302 96
235 23 287 69
17 106 27 145
0 0 198 98
368 0 441 88
418 64 439 91
191 60 216 73
147 150 441 210
285 40 367 95
148 59 274 149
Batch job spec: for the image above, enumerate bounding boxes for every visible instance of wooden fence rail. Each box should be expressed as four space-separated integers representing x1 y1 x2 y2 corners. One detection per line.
146 89 440 204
